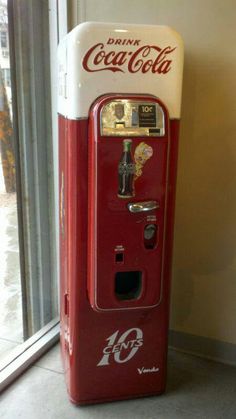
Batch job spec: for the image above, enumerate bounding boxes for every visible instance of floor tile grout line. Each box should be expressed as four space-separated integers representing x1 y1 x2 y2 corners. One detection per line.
33 364 64 375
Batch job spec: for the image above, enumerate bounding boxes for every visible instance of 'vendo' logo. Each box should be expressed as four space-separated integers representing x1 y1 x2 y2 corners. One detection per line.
97 328 143 366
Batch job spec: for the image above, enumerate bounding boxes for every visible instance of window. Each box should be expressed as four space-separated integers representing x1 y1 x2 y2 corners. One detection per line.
2 49 9 58
0 0 68 392
0 31 7 48
2 68 10 86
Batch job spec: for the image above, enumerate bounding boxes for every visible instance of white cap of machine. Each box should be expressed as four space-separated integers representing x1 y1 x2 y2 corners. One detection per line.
58 22 184 120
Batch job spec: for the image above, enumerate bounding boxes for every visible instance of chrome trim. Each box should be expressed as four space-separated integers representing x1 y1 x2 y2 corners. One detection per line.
93 95 169 312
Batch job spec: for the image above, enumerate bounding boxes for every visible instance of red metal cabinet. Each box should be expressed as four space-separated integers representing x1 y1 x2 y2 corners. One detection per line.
58 22 183 405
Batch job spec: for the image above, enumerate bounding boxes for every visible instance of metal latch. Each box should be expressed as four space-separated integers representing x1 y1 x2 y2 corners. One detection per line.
127 200 159 213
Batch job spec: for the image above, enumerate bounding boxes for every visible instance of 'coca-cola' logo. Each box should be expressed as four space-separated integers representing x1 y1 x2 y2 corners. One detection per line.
82 41 176 75
118 162 135 175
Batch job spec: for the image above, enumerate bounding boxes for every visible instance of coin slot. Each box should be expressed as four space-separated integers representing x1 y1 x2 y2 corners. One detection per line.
115 271 142 300
116 122 125 128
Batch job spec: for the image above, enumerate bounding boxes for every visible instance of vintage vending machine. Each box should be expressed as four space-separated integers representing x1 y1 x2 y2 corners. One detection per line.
58 22 184 404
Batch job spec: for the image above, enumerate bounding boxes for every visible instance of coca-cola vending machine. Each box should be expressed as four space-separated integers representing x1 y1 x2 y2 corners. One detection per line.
58 22 184 404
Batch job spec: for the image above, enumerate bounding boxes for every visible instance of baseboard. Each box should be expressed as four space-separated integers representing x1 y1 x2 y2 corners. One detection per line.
168 330 236 366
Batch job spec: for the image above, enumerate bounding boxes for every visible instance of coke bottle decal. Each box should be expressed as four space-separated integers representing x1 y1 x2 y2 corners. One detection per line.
118 140 153 199
118 139 135 198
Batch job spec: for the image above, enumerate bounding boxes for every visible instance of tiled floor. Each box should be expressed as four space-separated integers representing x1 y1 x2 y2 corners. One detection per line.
0 344 236 418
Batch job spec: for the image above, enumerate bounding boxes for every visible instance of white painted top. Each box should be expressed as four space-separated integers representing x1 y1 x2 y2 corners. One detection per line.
58 22 184 119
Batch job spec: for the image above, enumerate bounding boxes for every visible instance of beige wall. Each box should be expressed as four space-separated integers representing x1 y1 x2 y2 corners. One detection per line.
72 0 236 345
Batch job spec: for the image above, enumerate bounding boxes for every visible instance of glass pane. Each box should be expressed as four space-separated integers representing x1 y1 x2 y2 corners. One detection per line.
0 0 58 369
0 0 23 361
0 181 23 358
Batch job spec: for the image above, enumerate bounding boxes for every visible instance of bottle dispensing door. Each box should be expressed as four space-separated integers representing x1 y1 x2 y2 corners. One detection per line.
88 94 170 311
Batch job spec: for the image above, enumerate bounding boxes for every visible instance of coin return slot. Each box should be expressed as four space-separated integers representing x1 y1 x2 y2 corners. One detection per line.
115 252 124 263
144 224 157 249
115 271 142 301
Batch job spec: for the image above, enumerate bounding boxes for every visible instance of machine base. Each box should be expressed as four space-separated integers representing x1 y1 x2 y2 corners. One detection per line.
69 389 166 406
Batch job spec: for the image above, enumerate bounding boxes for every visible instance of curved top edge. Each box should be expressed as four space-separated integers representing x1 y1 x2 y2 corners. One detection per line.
69 21 183 42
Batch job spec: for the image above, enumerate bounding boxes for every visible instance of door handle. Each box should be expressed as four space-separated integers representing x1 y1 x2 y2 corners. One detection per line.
127 200 159 213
